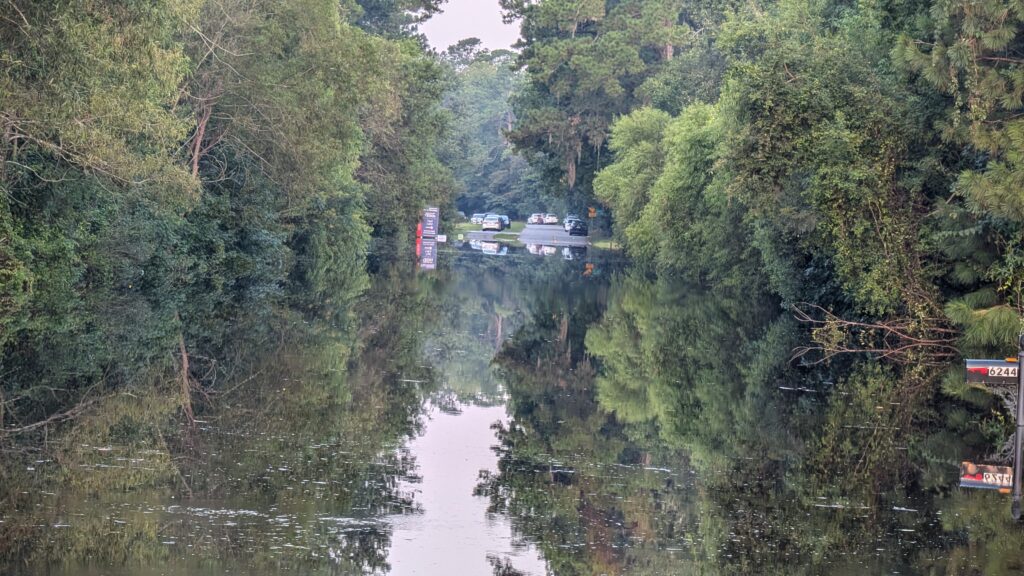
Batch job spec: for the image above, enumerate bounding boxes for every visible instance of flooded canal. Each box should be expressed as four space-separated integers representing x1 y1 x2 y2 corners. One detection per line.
2 241 1023 575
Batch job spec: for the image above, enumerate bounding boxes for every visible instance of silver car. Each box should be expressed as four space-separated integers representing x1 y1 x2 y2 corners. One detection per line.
481 215 503 231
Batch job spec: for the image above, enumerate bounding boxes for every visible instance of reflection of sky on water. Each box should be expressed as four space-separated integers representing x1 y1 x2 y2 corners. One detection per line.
386 404 546 575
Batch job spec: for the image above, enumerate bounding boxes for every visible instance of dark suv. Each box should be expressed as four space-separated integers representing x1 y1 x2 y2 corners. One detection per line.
567 219 588 237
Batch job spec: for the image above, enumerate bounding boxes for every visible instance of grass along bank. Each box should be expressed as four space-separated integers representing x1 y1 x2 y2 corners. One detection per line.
590 238 623 250
451 221 526 235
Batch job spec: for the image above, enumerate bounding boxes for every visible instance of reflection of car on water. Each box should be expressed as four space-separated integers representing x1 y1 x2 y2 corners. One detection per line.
524 242 557 254
562 246 587 260
540 245 558 256
526 244 557 256
481 241 508 256
469 239 482 250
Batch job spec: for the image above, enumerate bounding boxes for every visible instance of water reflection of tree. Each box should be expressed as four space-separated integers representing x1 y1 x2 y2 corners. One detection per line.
585 275 800 473
0 254 445 574
422 250 599 406
585 274 1015 572
476 268 689 575
485 271 1024 574
422 252 529 405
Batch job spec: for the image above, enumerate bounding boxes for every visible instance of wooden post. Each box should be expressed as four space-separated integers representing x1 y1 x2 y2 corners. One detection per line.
1013 332 1024 519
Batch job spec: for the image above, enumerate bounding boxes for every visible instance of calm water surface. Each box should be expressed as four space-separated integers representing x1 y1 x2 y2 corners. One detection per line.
2 241 1023 574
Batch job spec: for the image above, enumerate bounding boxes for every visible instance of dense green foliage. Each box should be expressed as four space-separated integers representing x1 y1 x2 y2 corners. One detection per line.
501 0 702 198
0 0 452 432
491 2 1024 570
3 0 1024 571
505 0 1023 356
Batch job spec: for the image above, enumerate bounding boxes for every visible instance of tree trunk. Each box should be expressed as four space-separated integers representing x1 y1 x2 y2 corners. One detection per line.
191 104 211 178
175 313 195 425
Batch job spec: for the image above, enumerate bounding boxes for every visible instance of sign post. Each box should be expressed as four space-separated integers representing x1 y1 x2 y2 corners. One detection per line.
964 345 1023 518
1014 333 1024 520
421 207 440 238
417 206 440 270
419 237 437 270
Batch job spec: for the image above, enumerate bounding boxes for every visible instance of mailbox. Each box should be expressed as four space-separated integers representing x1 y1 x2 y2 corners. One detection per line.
965 359 1019 386
961 461 1013 492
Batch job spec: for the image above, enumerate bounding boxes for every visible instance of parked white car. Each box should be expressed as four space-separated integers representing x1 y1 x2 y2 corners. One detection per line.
543 213 559 224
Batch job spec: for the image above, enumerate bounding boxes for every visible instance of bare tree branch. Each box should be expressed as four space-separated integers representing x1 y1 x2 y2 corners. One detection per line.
791 303 960 365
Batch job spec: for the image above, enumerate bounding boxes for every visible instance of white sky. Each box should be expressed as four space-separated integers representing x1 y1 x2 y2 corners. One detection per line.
420 0 521 52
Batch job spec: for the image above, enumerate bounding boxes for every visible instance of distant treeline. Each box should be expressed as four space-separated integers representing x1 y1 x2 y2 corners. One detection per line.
499 0 1024 359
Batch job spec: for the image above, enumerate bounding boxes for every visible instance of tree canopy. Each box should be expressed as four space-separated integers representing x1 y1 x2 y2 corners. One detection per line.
0 0 453 436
